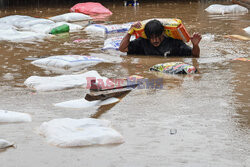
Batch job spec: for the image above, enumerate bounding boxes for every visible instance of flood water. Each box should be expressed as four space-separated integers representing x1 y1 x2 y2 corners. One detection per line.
0 1 249 167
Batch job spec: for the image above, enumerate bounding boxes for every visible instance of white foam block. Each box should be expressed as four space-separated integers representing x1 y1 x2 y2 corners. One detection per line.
50 13 92 22
0 110 32 123
244 27 250 35
54 97 119 109
24 70 111 92
38 118 124 147
31 55 105 69
205 4 248 14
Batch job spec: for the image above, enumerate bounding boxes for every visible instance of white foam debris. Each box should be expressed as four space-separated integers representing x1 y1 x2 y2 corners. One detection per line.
243 27 250 35
0 139 15 149
202 33 215 42
0 110 32 123
31 55 105 69
54 97 119 109
24 70 112 92
38 118 124 147
205 4 248 14
49 13 92 22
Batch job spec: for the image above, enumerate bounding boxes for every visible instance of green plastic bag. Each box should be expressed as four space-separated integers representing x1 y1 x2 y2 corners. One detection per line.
50 24 70 34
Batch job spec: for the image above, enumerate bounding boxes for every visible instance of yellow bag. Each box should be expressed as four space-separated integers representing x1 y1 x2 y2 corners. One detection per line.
129 18 190 43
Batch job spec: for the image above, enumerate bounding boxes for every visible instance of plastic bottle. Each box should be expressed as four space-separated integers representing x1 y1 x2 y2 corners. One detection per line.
50 24 70 35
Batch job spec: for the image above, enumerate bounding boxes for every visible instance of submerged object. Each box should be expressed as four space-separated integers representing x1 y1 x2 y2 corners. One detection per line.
243 26 250 34
205 4 248 14
224 34 250 41
0 110 32 123
150 62 197 74
70 2 112 15
129 18 190 42
0 139 15 150
234 57 250 61
49 24 69 34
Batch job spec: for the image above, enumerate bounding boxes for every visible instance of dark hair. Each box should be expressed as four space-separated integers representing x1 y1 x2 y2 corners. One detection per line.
144 19 164 39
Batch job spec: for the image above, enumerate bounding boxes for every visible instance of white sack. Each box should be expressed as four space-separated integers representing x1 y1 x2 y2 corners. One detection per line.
31 55 105 69
0 139 15 149
0 29 46 42
0 110 32 123
24 70 111 92
103 36 135 50
38 118 124 147
243 26 250 35
0 15 54 28
0 23 17 30
50 13 92 22
205 4 248 14
84 22 133 36
54 97 119 109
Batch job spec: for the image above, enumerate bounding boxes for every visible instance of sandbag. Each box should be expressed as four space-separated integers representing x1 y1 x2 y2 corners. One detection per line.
38 118 124 147
0 110 32 123
102 36 135 50
130 18 190 42
24 70 112 92
150 62 197 74
49 13 92 22
31 55 105 69
70 2 112 15
205 4 248 14
84 22 133 35
0 29 47 42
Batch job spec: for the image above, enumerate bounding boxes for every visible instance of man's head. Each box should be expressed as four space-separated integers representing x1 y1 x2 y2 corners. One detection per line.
144 19 165 47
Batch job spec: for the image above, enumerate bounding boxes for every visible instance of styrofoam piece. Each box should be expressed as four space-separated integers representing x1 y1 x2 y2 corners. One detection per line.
205 4 248 14
31 55 105 69
0 29 47 42
24 70 112 92
102 36 135 50
243 27 250 35
84 22 133 35
0 139 15 149
54 97 119 109
0 110 32 123
38 118 124 147
49 13 92 22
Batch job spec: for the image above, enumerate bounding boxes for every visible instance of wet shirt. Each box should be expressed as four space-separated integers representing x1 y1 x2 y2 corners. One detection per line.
127 36 192 57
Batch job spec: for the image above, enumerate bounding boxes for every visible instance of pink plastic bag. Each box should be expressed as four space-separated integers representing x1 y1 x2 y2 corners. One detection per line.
70 2 112 15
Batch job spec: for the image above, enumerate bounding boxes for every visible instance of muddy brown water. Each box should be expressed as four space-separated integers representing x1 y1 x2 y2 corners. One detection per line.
0 1 249 167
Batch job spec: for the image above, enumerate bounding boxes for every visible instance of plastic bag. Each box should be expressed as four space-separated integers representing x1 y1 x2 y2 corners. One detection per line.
150 62 197 74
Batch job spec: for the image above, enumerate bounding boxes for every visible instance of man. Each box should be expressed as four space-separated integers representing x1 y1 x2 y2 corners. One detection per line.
119 19 202 57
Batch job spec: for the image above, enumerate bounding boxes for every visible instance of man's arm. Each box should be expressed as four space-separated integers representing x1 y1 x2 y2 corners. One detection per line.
119 22 142 53
191 33 202 58
119 33 131 52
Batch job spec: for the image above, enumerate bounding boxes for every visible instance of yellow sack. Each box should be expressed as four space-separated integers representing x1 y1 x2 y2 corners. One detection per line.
129 18 190 43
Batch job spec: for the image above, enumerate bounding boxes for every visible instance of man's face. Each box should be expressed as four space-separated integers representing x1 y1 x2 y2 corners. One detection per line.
149 33 164 47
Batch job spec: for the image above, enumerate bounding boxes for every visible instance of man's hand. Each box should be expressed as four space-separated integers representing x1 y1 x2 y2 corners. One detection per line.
191 33 202 46
128 22 142 35
190 33 202 57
